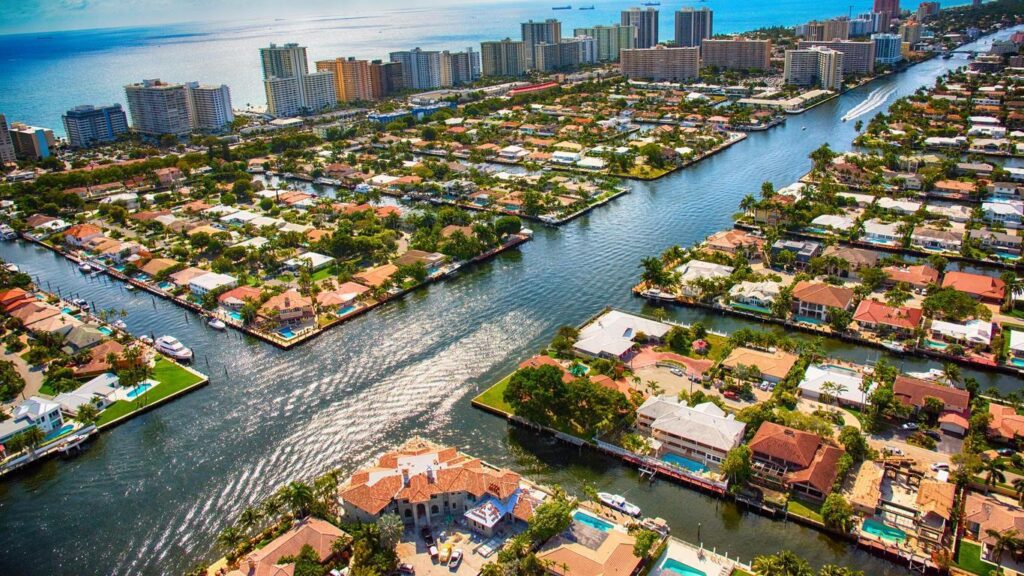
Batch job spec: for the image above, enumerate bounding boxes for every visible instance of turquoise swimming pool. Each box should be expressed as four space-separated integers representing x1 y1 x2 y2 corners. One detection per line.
661 558 707 576
337 305 357 316
127 382 154 399
1012 358 1024 368
573 510 613 532
925 339 948 350
862 519 907 543
44 423 75 442
98 326 113 336
662 453 709 474
227 310 243 322
278 328 296 339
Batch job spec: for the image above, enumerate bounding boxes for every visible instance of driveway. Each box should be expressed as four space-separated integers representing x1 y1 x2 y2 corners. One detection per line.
1 336 45 409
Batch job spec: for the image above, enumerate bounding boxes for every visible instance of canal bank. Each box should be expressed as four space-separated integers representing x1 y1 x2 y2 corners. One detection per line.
0 27 1020 576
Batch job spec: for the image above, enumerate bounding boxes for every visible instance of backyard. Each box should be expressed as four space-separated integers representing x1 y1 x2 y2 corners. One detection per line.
96 357 207 427
954 541 999 576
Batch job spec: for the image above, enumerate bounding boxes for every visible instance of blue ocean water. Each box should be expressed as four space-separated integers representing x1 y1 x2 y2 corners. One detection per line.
0 0 967 136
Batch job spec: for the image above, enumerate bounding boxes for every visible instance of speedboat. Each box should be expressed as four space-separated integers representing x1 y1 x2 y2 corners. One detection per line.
155 335 193 362
112 320 128 331
79 262 93 273
597 492 641 517
139 335 154 346
126 284 135 291
881 341 905 353
207 317 227 331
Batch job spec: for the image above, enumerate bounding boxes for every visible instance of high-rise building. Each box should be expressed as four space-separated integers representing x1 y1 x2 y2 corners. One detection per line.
784 47 844 90
621 7 659 49
917 2 941 20
675 8 713 47
848 17 875 37
185 83 233 132
620 45 700 81
260 43 337 117
124 79 193 137
315 58 375 102
824 17 850 41
8 123 56 160
899 21 922 45
390 48 444 90
800 21 826 41
0 114 14 164
481 39 528 77
700 38 771 71
444 48 481 86
534 37 595 72
797 40 876 74
574 25 636 62
872 33 904 64
521 19 562 69
872 11 893 32
62 104 129 148
873 0 900 17
369 60 404 98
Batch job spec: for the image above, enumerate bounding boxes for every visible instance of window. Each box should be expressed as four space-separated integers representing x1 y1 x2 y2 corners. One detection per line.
404 509 412 518
431 505 439 514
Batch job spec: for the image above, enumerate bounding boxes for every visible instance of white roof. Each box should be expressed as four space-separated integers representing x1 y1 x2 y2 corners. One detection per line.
877 197 921 213
931 319 993 346
983 201 1024 216
574 310 671 357
863 219 901 236
676 260 734 284
249 216 285 228
219 209 259 223
577 157 606 168
202 205 238 216
188 272 237 291
285 252 335 269
729 281 781 302
233 236 270 249
637 396 746 453
1009 331 1024 353
12 396 61 422
811 214 855 230
798 364 874 405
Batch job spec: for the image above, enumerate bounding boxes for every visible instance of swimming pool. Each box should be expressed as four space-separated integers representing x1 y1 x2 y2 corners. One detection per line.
337 305 357 316
818 364 859 376
862 519 907 543
662 453 710 474
925 339 948 350
572 510 613 532
227 310 244 322
1011 358 1024 368
98 326 113 336
126 382 154 399
278 328 296 339
660 558 707 576
44 423 75 442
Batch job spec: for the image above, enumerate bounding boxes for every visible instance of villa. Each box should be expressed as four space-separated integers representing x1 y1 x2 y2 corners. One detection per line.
283 251 335 272
227 517 348 576
728 281 781 311
536 511 644 576
797 363 874 408
720 347 798 383
877 198 922 215
810 214 856 232
218 286 263 310
258 290 314 327
635 395 746 470
910 226 962 252
941 271 1006 304
969 229 1022 256
988 403 1024 443
982 200 1024 229
963 493 1024 569
352 264 398 288
748 422 844 501
0 396 64 444
862 219 903 245
572 310 670 360
53 373 120 416
790 281 854 323
770 239 821 266
882 264 939 291
187 272 237 297
852 300 923 338
821 246 880 279
932 179 977 199
703 229 764 258
893 375 971 436
929 319 993 350
63 223 104 247
675 260 734 298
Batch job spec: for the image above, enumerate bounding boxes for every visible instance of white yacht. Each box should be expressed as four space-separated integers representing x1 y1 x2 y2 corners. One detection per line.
207 318 227 331
155 336 193 362
112 320 128 331
78 262 93 273
597 492 641 517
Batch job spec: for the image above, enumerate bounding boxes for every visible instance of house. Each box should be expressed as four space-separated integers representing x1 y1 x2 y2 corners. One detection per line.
963 493 1024 568
852 300 923 337
573 310 670 360
877 198 922 215
139 258 179 278
498 145 529 161
915 480 956 552
930 319 993 349
728 281 781 311
154 167 184 188
989 181 1021 198
352 264 398 288
926 203 973 223
218 286 262 310
337 437 532 531
893 375 970 436
0 288 35 313
771 239 822 266
169 267 210 289
941 271 1006 304
822 246 880 279
982 200 1024 229
56 324 105 354
53 372 120 415
317 282 370 309
932 179 977 199
862 219 903 246
635 395 746 469
393 250 447 272
748 422 844 501
675 260 733 298
954 162 993 177
1010 330 1024 361
258 290 314 326
910 226 962 252
704 229 764 258
720 347 798 383
810 214 855 232
63 223 103 247
970 229 1023 256
10 302 60 327
882 264 939 290
536 515 643 576
187 272 237 297
0 396 64 444
791 281 854 322
797 363 874 408
283 251 335 272
227 517 348 576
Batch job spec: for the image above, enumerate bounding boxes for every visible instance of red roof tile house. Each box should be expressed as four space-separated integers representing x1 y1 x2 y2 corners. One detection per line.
227 517 348 576
941 271 1006 304
882 264 940 290
218 286 263 310
893 375 971 436
853 300 923 337
748 422 844 500
791 281 855 323
338 438 533 534
988 403 1024 443
258 290 314 327
63 223 104 248
963 493 1024 570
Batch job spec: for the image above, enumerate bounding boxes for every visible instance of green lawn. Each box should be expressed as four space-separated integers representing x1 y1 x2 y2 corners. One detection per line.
692 333 729 363
473 374 513 415
311 266 338 282
96 357 206 427
955 541 999 576
787 498 823 523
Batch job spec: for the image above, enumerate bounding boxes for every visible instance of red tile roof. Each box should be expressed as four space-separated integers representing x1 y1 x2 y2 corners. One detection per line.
749 422 821 469
792 281 854 309
853 300 923 330
989 403 1024 441
893 375 970 413
787 444 843 496
883 264 939 288
941 271 1006 302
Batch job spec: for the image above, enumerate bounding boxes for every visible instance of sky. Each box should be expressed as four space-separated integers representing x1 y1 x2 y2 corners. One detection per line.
1 0 511 34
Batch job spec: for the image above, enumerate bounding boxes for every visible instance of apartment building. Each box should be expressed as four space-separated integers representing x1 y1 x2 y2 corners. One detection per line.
62 104 129 148
701 38 771 71
481 39 527 77
621 45 700 81
675 7 713 47
573 25 636 62
797 39 876 74
621 7 659 48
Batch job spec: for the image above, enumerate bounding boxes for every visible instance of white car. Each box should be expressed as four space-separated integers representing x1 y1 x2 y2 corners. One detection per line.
669 367 683 377
931 462 950 472
885 446 904 456
900 422 918 431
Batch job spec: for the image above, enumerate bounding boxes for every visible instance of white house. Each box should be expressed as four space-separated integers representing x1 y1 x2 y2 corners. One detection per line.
635 396 746 469
675 260 734 298
576 157 606 170
53 373 120 415
862 219 902 245
798 364 875 408
810 214 856 232
729 281 781 309
188 272 238 297
573 310 671 359
0 396 64 444
498 145 529 161
982 201 1024 229
877 198 922 215
283 251 335 272
550 150 582 165
930 319 993 348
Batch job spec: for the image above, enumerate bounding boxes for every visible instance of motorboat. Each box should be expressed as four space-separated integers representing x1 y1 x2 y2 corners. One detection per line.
78 262 93 273
0 224 17 240
71 298 89 310
126 284 136 291
597 492 641 517
207 317 227 331
881 341 905 353
112 320 128 331
139 335 154 346
155 335 193 362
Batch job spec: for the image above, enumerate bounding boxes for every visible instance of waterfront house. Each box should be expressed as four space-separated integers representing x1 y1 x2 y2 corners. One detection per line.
0 288 34 313
926 203 973 223
790 281 854 323
227 517 348 576
139 257 180 278
963 493 1024 569
821 246 880 279
877 198 922 215
720 347 798 383
703 229 763 259
393 249 447 272
893 375 970 436
26 311 80 335
169 267 209 290
882 264 939 291
988 403 1024 443
217 286 262 311
0 396 63 444
728 281 781 311
56 324 104 354
970 229 1023 256
317 282 370 311
915 480 956 552
770 239 822 267
675 260 733 298
352 264 398 288
910 226 962 252
852 300 923 338
187 272 237 297
797 363 874 408
954 162 993 177
932 179 977 200
283 251 335 272
989 181 1021 198
258 290 314 327
573 310 670 360
337 438 535 532
63 223 103 248
536 515 644 576
810 214 856 233
982 200 1024 229
929 319 993 350
53 372 120 415
10 301 60 327
941 271 1006 304
748 422 843 501
862 219 903 246
635 395 746 470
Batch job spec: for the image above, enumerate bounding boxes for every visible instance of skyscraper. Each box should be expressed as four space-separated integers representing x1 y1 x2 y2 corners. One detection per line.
445 48 481 86
917 2 940 20
823 17 850 41
573 25 636 62
185 83 233 132
62 104 129 148
797 40 876 74
700 38 772 71
873 0 900 18
315 58 375 102
390 48 444 90
0 114 14 164
521 19 562 69
260 43 309 80
621 7 659 49
260 43 337 117
124 79 193 137
620 45 700 81
675 8 713 47
899 21 922 45
481 39 528 77
784 47 844 90
369 60 404 98
534 38 593 72
8 123 55 160
872 33 904 64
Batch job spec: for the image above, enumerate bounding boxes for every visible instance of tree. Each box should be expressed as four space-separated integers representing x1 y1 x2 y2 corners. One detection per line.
922 288 980 321
810 144 837 172
721 445 753 487
526 495 573 543
1013 477 1024 506
278 544 324 576
752 550 814 576
632 529 659 558
986 529 1019 563
0 360 27 401
217 525 246 554
376 513 403 552
821 493 854 532
838 426 869 461
819 567 864 576
982 459 1006 492
75 403 101 427
283 481 315 518
827 307 853 334
640 257 671 288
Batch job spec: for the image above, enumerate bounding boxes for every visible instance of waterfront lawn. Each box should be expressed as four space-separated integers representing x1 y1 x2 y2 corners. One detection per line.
787 497 823 523
473 374 513 415
96 357 206 427
955 541 999 576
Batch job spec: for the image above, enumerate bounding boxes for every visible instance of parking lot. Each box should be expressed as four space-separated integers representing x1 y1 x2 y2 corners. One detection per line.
395 525 521 576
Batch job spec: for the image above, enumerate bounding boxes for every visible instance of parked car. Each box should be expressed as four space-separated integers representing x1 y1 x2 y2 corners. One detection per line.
924 430 942 441
900 422 918 431
997 448 1016 457
669 367 683 377
449 549 463 570
723 390 739 400
397 564 416 575
884 446 904 456
421 528 434 546
931 462 950 472
429 545 439 560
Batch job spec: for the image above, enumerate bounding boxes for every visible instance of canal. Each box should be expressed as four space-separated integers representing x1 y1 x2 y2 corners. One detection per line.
1 28 1021 576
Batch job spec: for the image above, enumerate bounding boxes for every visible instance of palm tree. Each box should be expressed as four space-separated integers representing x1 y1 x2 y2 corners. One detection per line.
986 529 1019 563
260 494 284 521
1014 478 1024 506
376 512 404 552
942 363 962 387
739 194 757 215
237 506 263 536
217 525 246 553
982 459 1006 493
283 481 314 519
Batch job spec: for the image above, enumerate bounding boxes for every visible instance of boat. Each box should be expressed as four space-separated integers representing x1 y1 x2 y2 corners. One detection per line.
155 335 193 362
597 492 641 517
881 341 905 353
5 263 19 273
208 317 227 331
89 270 100 278
71 298 89 310
125 284 135 291
112 320 128 331
0 224 17 240
78 262 93 273
552 5 571 9
642 1 660 5
139 335 154 346
313 177 342 186
801 126 806 130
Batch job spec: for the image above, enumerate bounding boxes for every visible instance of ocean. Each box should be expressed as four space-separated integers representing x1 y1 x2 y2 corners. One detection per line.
0 0 968 137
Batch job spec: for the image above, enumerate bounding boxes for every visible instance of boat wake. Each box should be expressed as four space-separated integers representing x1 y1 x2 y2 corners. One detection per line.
841 85 897 122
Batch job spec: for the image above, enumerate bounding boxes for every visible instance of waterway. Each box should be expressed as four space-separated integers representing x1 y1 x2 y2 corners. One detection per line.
1 28 1021 576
